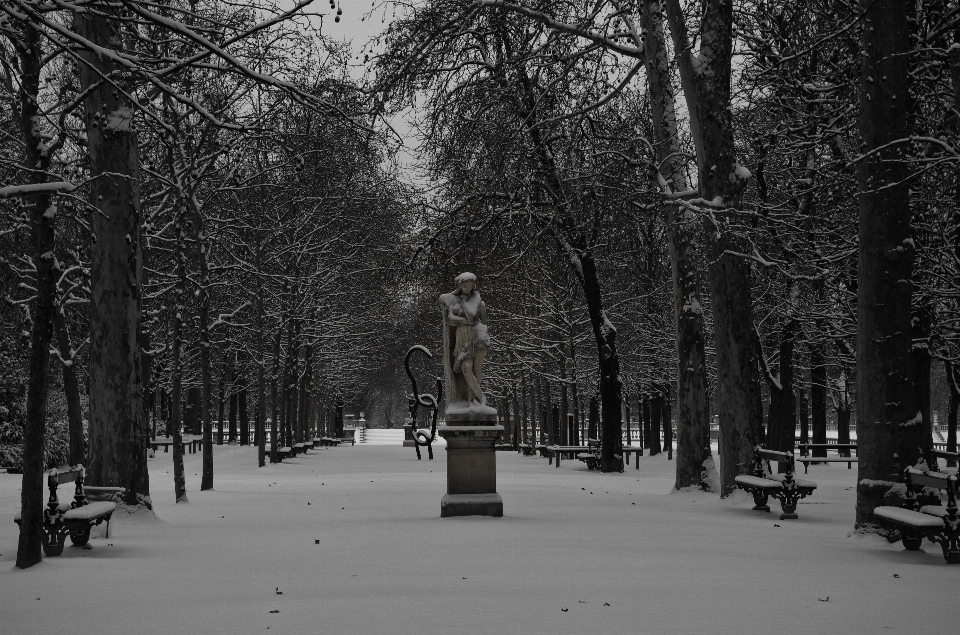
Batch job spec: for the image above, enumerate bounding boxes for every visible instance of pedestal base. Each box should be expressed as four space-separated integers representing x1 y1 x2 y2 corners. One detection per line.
438 424 503 518
441 493 503 517
403 424 416 447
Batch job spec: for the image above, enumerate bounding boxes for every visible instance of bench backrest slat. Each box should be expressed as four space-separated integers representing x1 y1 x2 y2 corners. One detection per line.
907 468 953 491
49 467 82 485
756 448 792 464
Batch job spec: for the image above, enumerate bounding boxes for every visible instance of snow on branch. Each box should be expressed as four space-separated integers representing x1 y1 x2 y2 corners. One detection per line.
0 182 76 197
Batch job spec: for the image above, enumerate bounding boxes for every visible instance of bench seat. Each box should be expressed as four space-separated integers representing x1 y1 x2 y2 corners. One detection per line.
735 446 815 520
874 505 944 528
734 475 786 490
763 473 818 491
874 467 960 562
13 465 116 556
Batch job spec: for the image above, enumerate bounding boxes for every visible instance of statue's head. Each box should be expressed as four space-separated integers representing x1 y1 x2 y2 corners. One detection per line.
455 271 476 294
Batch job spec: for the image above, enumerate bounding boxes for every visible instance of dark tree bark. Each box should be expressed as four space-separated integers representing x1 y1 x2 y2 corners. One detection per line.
551 405 560 447
559 355 569 446
947 360 958 468
588 395 599 440
169 249 188 503
642 394 652 451
298 345 312 444
664 0 763 494
239 366 250 446
641 0 711 489
185 386 200 435
855 0 918 528
55 310 85 467
520 372 529 443
908 301 933 465
650 393 663 456
217 366 225 445
810 344 828 457
228 361 238 444
196 218 213 491
256 246 266 465
798 388 809 446
637 390 648 456
14 21 57 568
77 5 148 506
624 398 632 446
660 383 674 460
270 325 281 460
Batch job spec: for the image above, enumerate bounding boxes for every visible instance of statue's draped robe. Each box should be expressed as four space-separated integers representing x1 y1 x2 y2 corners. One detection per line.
439 291 488 407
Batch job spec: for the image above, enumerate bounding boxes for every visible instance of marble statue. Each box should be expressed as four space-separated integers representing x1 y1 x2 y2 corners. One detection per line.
439 272 492 413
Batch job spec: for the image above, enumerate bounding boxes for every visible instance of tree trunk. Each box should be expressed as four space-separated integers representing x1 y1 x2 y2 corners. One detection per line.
270 325 282 461
196 218 213 490
661 383 674 460
239 365 250 446
650 393 663 456
773 307 799 454
664 0 762 495
77 6 148 506
217 366 225 445
532 373 542 443
909 300 933 465
257 263 266 465
15 21 57 568
299 345 312 444
641 395 653 454
798 388 809 445
810 344 828 457
588 395 599 440
855 0 917 529
520 372 529 443
551 405 560 447
55 310 85 467
228 361 238 444
559 355 568 446
169 243 188 503
624 398 632 446
946 360 958 468
641 0 712 490
511 385 520 450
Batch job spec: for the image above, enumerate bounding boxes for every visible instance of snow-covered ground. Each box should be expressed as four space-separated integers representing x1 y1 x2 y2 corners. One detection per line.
0 440 955 635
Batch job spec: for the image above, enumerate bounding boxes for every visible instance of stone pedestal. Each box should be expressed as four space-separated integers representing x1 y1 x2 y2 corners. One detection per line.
403 424 416 447
438 411 502 517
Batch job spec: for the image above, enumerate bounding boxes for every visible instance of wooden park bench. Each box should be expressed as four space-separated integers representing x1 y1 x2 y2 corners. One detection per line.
933 448 958 472
14 465 116 556
796 443 858 473
275 447 292 461
292 442 308 456
546 445 598 468
149 438 199 454
319 437 340 447
734 446 817 520
535 444 549 458
517 443 534 456
621 445 644 469
575 441 623 472
874 466 960 563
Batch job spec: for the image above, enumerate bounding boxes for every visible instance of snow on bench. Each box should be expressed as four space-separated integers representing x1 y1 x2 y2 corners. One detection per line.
13 465 116 557
734 446 816 520
874 467 960 563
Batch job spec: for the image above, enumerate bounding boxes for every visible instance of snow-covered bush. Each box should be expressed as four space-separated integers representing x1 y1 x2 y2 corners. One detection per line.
0 384 75 472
